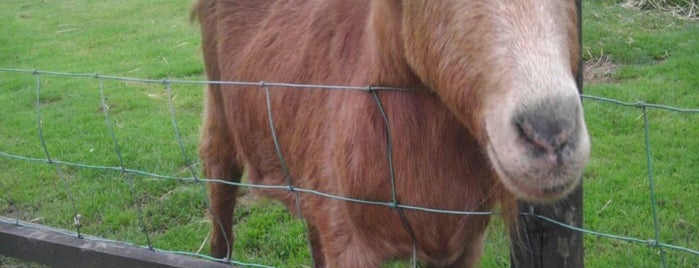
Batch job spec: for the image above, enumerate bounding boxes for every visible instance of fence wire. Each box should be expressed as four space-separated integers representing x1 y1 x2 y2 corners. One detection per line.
0 68 698 267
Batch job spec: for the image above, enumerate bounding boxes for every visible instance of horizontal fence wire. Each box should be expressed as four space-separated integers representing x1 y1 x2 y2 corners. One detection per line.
0 68 411 92
1 68 698 266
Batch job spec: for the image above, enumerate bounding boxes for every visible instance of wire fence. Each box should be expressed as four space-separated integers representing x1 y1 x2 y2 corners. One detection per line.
0 68 697 267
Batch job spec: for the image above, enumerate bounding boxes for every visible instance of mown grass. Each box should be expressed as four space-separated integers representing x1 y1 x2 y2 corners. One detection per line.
1 0 697 267
583 1 699 267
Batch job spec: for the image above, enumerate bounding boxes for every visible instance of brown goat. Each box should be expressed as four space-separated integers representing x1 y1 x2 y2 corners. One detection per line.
193 0 589 267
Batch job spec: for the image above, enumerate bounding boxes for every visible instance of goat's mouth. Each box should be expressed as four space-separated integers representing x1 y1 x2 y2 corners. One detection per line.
483 96 591 203
487 144 582 201
486 147 581 202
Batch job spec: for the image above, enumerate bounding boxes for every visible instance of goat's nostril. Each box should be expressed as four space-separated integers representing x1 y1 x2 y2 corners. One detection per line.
514 106 578 154
516 119 555 153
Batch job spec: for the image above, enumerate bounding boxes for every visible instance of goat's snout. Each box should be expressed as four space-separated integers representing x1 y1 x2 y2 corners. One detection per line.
486 93 589 202
514 98 580 164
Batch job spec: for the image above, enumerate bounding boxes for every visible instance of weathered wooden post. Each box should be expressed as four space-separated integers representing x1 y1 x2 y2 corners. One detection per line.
510 0 585 267
510 186 584 267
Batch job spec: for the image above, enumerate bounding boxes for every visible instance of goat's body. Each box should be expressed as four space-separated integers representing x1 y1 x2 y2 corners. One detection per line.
195 0 587 266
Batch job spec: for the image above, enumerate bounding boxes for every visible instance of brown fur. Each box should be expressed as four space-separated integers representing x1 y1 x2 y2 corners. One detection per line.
193 0 583 267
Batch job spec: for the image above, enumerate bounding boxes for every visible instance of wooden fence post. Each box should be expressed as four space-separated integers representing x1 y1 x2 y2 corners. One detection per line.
510 186 584 268
510 0 584 267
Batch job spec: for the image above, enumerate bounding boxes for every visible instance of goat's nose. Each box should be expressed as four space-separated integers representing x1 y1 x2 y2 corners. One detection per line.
514 97 580 159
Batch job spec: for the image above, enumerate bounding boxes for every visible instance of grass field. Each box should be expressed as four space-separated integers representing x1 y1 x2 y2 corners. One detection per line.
1 0 698 267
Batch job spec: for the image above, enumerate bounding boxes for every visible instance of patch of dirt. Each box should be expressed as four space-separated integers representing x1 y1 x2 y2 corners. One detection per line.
583 56 618 84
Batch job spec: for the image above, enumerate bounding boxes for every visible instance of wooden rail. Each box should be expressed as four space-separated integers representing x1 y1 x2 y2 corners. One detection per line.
0 217 231 268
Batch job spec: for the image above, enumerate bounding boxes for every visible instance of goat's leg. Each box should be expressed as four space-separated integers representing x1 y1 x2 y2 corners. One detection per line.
307 222 326 267
206 167 242 259
202 149 241 259
203 145 241 259
200 89 242 259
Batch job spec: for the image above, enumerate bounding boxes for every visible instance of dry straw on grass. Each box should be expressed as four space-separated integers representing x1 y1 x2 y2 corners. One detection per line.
623 0 698 19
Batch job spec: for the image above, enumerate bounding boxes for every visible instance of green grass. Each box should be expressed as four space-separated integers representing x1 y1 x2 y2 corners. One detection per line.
582 1 699 267
1 0 698 267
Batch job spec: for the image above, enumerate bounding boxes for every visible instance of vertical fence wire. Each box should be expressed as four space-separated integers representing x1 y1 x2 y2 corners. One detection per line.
165 81 264 268
164 81 202 183
163 80 219 258
370 89 419 268
640 103 667 266
99 78 154 250
263 84 318 267
164 81 257 267
33 72 83 238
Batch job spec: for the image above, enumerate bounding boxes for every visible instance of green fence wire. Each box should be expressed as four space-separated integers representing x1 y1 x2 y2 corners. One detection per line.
0 68 697 267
